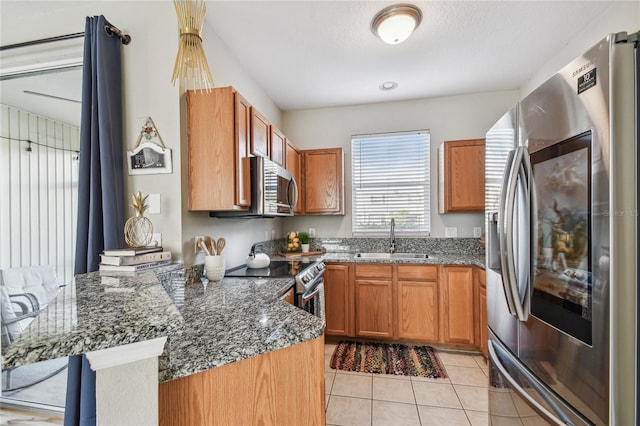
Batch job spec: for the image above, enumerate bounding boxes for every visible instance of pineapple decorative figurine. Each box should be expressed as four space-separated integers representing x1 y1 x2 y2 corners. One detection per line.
124 191 154 248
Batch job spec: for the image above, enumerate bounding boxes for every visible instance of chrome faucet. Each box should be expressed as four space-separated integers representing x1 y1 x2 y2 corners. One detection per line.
389 218 396 254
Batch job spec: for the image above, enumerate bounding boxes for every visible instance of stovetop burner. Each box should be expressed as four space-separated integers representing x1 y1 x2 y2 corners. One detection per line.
225 260 316 279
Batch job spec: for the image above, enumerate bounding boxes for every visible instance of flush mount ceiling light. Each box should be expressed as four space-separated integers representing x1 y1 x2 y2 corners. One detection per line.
371 4 422 45
379 81 398 91
171 0 214 91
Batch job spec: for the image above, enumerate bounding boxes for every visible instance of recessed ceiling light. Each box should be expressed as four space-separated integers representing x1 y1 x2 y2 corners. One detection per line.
371 4 422 45
379 81 398 91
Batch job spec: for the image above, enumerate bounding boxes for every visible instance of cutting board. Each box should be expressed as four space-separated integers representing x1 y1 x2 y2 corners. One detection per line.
280 250 325 258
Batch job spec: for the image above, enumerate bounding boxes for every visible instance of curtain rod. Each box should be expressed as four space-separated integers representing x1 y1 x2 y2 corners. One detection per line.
0 25 131 51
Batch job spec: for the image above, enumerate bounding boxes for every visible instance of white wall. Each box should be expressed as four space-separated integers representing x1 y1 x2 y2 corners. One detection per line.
282 90 520 239
1 1 285 269
1 1 185 261
179 13 285 268
521 1 639 96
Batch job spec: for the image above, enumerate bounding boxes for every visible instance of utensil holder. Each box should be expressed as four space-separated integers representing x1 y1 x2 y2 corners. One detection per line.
205 255 225 281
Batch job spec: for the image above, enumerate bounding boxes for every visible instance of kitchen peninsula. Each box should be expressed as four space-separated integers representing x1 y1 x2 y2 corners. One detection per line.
1 265 326 426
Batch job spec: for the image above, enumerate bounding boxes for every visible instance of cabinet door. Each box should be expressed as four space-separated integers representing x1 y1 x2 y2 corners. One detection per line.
355 279 393 339
270 126 286 167
442 266 475 345
324 264 353 337
250 108 270 158
440 139 485 212
303 148 344 215
234 93 251 207
285 142 303 214
187 88 243 211
397 280 439 342
477 269 488 357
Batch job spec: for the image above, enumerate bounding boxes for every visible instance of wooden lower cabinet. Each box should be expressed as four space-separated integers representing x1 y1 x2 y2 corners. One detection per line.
396 265 439 342
397 280 439 342
328 263 485 351
355 278 394 339
477 268 488 357
324 263 353 336
442 266 476 345
159 336 325 426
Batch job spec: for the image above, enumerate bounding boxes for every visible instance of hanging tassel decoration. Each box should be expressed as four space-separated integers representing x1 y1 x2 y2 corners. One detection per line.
171 0 214 92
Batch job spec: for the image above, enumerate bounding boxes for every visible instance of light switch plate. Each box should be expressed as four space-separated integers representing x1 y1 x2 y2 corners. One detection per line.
148 194 161 214
445 227 457 238
309 228 316 238
473 227 482 238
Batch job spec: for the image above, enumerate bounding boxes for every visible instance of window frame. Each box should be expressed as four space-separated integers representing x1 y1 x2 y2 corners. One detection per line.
350 130 431 237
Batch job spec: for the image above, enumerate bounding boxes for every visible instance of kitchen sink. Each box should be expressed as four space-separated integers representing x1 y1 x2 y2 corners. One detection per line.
355 252 431 259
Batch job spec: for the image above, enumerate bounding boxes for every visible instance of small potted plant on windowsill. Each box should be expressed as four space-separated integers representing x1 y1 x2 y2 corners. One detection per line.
298 231 310 252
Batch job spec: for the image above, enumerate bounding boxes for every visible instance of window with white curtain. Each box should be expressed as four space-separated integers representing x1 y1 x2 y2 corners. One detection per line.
351 130 430 236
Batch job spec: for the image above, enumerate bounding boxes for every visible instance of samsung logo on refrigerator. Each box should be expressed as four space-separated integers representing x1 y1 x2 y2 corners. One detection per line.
571 61 596 95
577 68 597 94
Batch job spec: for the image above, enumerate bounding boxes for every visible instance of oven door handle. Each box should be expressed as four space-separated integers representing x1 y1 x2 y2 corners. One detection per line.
301 278 323 303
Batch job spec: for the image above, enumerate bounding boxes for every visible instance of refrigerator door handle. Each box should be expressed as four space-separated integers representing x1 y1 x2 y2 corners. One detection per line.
502 147 530 320
488 340 575 426
498 149 518 315
521 149 537 318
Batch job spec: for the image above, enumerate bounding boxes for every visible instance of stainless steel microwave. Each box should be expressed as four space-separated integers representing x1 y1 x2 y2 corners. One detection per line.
210 156 298 218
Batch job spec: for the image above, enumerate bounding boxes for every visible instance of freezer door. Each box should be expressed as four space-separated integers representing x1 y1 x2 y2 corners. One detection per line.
485 107 519 354
488 332 591 426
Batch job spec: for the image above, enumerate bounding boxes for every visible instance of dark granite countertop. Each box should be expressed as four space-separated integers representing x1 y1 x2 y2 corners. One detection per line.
3 242 481 384
2 264 184 369
272 252 486 268
321 252 485 268
156 273 324 383
2 264 324 385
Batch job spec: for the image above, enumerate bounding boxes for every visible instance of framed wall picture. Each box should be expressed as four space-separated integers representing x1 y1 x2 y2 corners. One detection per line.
128 117 173 175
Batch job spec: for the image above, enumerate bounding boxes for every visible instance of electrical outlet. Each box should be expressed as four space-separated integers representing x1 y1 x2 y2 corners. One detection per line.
194 236 204 253
445 227 457 238
309 228 316 238
473 227 482 238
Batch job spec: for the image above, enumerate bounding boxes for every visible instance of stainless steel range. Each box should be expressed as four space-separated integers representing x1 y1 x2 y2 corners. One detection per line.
225 259 326 320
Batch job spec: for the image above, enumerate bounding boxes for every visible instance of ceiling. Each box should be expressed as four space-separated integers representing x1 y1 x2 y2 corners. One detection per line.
205 1 613 111
0 1 616 121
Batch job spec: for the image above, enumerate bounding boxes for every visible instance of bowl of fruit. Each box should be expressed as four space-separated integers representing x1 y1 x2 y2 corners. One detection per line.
287 231 300 252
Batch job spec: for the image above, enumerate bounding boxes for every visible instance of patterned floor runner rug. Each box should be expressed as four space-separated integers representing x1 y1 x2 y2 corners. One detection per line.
330 341 448 378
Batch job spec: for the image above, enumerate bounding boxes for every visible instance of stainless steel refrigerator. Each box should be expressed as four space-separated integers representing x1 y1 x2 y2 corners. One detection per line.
485 32 638 425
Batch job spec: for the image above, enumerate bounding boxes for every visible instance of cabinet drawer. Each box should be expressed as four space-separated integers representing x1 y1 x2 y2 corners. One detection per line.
397 265 438 281
355 264 392 278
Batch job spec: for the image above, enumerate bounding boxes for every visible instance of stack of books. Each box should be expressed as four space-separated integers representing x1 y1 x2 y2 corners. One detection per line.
99 246 172 272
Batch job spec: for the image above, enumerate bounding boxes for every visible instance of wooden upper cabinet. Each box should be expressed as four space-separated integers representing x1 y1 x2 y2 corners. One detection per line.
270 126 286 167
285 141 304 214
303 148 344 215
441 266 475 345
234 94 251 208
187 87 251 211
250 108 270 158
439 139 485 213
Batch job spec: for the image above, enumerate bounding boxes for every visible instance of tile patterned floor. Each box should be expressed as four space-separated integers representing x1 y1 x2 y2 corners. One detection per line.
325 343 489 426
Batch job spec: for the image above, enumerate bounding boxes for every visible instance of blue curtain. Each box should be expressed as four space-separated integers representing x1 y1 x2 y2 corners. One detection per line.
65 15 125 426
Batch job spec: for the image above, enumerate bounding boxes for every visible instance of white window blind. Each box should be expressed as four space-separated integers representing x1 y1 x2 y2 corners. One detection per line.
351 130 430 236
